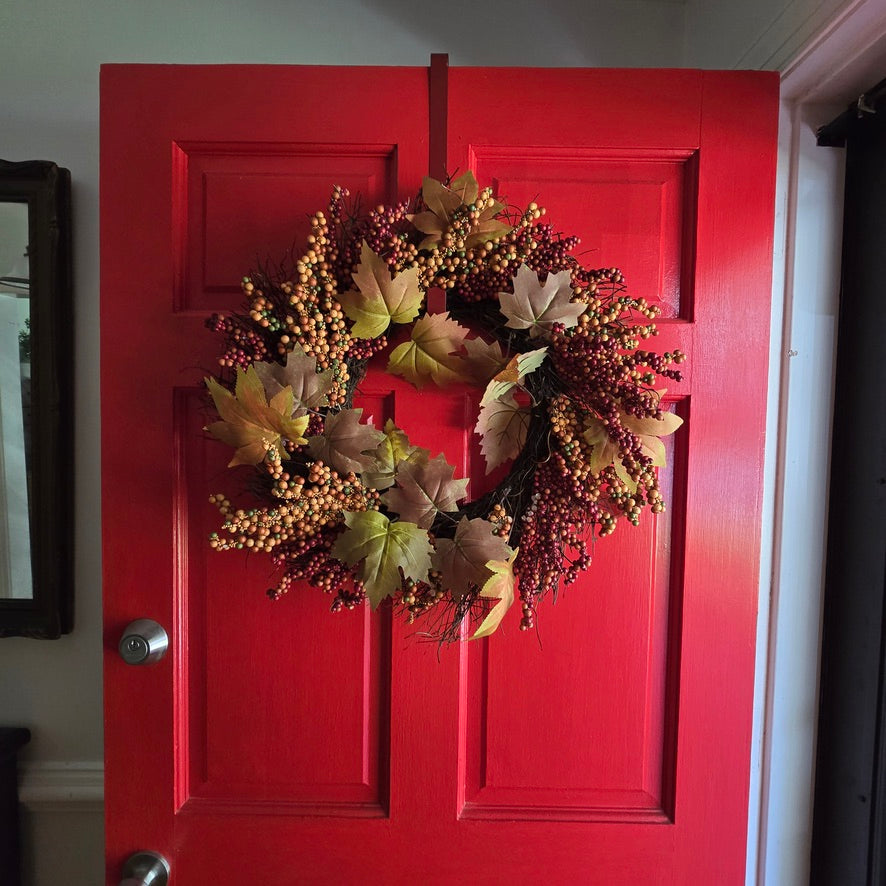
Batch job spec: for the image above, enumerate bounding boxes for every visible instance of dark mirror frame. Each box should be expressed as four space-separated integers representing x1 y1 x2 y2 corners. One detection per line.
0 160 73 638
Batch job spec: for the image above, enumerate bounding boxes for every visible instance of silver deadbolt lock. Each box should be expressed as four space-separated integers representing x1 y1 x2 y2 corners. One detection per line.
119 619 169 665
120 850 170 885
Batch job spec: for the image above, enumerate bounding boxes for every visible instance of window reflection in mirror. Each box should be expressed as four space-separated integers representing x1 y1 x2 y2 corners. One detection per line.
0 200 32 600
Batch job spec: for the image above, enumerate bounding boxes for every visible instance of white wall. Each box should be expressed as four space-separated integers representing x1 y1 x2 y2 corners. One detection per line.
0 0 867 883
684 0 852 68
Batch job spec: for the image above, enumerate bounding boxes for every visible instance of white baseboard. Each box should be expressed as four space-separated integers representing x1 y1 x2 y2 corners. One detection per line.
18 761 104 812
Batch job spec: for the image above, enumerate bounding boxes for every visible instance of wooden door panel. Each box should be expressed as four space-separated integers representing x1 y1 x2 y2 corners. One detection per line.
101 64 430 877
176 387 391 813
476 150 695 318
173 142 397 312
102 64 777 884
451 73 696 831
460 410 682 822
445 67 777 881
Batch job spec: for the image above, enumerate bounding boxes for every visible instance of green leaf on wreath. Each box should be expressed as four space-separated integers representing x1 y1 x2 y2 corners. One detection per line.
337 242 425 339
361 420 429 491
331 510 432 608
387 311 472 389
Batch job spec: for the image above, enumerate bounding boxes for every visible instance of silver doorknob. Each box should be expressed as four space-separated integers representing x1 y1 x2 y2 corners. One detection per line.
118 619 169 665
120 850 170 885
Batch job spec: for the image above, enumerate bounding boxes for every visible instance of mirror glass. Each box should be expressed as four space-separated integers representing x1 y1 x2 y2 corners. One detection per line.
0 201 32 599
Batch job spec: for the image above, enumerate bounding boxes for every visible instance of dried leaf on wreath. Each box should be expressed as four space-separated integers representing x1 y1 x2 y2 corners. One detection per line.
409 177 463 250
458 336 509 385
621 411 684 467
480 346 549 405
582 416 619 476
583 409 683 477
362 420 429 491
331 510 432 608
446 170 480 206
205 367 309 467
475 390 531 473
506 347 548 382
472 548 519 639
583 417 637 490
306 408 385 475
463 206 513 250
382 453 469 529
432 516 514 600
498 264 585 339
337 242 425 339
448 171 513 250
387 311 472 389
409 172 512 251
253 346 334 415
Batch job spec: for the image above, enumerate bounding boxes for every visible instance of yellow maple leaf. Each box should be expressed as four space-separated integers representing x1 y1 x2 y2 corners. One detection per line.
338 242 424 339
204 366 309 467
387 311 472 389
472 548 519 639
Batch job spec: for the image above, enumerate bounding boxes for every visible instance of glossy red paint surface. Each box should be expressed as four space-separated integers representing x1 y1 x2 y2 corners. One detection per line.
101 64 778 884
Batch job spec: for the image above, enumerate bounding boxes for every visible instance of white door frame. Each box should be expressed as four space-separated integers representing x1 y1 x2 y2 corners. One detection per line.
750 3 886 882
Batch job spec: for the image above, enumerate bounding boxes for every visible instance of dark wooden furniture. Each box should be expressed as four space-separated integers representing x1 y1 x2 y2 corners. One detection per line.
0 728 30 886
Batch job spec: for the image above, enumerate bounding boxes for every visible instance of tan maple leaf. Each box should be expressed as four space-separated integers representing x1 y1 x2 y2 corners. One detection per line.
382 453 469 529
204 367 309 467
582 407 684 490
409 172 512 250
432 516 514 600
499 264 586 338
622 411 684 465
337 241 425 339
474 390 531 473
253 346 334 416
306 408 385 475
458 336 509 385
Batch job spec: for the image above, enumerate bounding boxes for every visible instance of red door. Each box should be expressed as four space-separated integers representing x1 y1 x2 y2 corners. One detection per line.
101 64 778 884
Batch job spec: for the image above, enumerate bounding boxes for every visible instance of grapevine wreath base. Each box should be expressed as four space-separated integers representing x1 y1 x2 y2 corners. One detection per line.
203 173 684 641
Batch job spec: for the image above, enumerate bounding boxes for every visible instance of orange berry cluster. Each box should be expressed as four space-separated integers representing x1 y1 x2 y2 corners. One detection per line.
209 454 379 604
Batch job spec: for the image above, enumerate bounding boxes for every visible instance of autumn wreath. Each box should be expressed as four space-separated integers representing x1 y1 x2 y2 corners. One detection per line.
204 173 684 640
